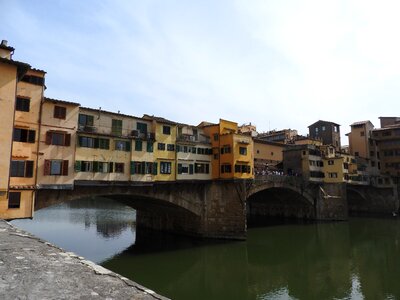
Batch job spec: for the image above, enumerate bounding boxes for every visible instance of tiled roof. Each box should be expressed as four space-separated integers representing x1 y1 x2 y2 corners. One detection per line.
142 114 177 125
308 120 340 127
350 120 373 126
44 97 80 106
80 106 142 120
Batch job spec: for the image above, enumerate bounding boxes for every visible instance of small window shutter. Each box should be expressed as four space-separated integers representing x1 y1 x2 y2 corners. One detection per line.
178 163 182 174
189 164 194 174
152 162 158 175
46 132 52 145
65 134 71 146
141 161 146 174
44 160 51 175
94 138 99 149
28 130 36 143
93 161 99 172
109 162 114 173
130 161 135 174
75 161 81 172
62 160 69 175
25 161 34 177
126 141 131 151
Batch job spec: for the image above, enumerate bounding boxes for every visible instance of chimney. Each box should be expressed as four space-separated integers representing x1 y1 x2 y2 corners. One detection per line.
0 39 14 60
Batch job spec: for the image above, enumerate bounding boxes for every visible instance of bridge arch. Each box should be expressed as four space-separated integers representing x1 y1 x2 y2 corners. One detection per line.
246 181 316 223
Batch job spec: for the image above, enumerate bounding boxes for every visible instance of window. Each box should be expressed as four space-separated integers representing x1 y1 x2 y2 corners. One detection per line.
328 160 334 165
21 75 45 86
167 144 175 151
178 163 191 174
221 164 231 174
334 126 338 133
322 126 326 131
239 147 247 155
160 162 172 174
78 114 94 126
136 122 148 134
13 128 35 143
328 172 338 178
115 140 130 151
135 140 143 151
112 119 123 136
46 131 71 146
78 136 109 149
16 97 30 112
213 133 219 141
54 106 66 119
8 192 21 209
195 163 209 174
93 161 110 173
147 142 153 152
234 164 251 173
360 131 365 137
158 143 165 150
355 152 359 156
163 125 171 135
221 145 231 154
44 160 68 176
315 128 319 134
11 160 34 177
115 163 124 173
130 161 156 175
75 161 93 172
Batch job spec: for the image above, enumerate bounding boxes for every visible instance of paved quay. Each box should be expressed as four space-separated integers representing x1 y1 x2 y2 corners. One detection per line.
0 220 169 300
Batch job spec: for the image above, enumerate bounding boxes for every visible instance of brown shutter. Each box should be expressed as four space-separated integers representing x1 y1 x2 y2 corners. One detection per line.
46 132 52 145
44 160 51 175
65 134 71 146
62 160 69 176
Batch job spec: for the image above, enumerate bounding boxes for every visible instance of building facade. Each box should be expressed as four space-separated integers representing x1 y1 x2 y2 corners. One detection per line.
308 120 341 151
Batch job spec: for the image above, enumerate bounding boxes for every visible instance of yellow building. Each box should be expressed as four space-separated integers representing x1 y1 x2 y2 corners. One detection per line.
75 107 135 183
143 115 177 181
37 98 80 189
253 139 285 173
202 119 253 180
176 124 212 181
9 66 46 219
0 41 31 219
129 117 155 182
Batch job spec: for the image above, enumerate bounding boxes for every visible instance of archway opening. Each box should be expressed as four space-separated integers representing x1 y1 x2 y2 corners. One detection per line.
247 187 315 227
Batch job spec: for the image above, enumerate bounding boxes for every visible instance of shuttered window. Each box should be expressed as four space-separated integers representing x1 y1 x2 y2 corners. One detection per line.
10 160 34 177
8 192 21 209
44 160 68 176
54 106 67 119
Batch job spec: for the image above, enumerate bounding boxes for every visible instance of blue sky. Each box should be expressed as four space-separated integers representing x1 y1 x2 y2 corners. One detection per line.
1 0 399 143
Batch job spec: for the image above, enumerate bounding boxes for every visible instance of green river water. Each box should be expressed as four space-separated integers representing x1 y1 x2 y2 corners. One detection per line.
11 197 400 300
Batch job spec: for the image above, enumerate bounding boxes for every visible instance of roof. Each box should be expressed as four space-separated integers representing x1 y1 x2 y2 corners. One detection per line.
308 120 340 128
142 114 177 125
30 68 46 74
253 138 286 147
44 97 80 106
0 57 30 78
350 120 374 127
81 106 143 120
0 44 15 52
372 124 400 131
197 121 217 128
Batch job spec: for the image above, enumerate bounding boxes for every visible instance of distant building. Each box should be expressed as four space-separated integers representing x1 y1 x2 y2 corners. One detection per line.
371 120 400 182
308 120 341 150
257 129 298 144
253 139 285 172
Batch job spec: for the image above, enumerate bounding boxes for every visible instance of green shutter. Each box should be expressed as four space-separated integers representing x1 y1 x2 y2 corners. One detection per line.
93 161 99 172
75 161 82 172
109 162 114 173
94 138 99 149
126 141 131 151
130 161 135 174
147 142 153 152
152 162 158 175
189 164 194 174
178 163 182 174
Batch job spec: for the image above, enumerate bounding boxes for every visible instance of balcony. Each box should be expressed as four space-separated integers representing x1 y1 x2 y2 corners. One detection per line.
177 134 210 144
79 125 97 133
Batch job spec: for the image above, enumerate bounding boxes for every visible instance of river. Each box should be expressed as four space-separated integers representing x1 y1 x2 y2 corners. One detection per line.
10 197 400 300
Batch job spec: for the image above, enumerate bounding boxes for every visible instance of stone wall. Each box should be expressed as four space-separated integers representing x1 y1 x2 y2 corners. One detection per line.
315 183 348 221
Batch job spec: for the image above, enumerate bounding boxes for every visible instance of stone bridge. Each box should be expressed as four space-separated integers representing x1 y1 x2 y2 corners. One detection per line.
35 176 398 240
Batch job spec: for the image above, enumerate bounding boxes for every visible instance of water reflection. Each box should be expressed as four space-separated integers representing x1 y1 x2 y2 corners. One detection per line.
9 198 400 300
11 197 136 263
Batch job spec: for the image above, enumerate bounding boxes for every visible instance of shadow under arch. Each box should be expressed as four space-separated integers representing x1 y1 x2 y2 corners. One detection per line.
247 187 316 226
347 187 368 216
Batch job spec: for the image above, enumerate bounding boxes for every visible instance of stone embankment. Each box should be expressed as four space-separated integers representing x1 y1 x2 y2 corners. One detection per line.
0 220 168 300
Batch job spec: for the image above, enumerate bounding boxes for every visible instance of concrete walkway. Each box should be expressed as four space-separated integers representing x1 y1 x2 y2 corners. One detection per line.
0 220 169 300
